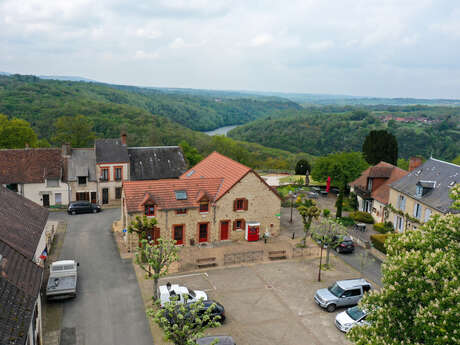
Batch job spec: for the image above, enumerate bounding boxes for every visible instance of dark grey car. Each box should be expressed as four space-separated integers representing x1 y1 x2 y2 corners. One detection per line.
67 201 101 215
196 336 236 345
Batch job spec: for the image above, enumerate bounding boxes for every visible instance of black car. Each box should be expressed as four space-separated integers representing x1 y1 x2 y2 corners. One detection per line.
334 236 355 253
67 201 101 215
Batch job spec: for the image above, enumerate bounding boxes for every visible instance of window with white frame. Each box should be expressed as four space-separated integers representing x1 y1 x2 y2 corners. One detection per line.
416 184 423 197
413 203 422 219
398 195 406 211
424 208 432 222
394 215 404 233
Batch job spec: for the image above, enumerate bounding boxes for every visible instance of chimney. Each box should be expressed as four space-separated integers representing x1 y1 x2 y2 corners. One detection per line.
409 157 423 172
121 133 127 146
62 143 71 156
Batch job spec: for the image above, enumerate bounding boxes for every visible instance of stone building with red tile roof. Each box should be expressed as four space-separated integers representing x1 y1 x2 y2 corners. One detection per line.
350 161 408 223
122 152 281 249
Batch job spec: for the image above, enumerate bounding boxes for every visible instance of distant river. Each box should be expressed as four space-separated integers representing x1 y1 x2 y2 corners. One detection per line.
204 125 238 136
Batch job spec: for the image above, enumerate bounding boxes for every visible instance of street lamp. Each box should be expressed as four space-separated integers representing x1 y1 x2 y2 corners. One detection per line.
289 190 297 223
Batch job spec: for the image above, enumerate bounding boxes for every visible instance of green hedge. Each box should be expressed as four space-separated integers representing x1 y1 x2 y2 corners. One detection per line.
370 233 390 254
373 222 394 234
336 216 355 227
349 211 375 224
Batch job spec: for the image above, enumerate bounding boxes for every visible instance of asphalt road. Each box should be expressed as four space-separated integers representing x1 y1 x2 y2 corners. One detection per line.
334 246 383 287
48 209 153 345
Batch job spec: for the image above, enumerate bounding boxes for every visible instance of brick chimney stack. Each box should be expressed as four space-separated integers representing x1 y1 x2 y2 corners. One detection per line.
61 143 71 156
121 133 127 146
409 157 423 172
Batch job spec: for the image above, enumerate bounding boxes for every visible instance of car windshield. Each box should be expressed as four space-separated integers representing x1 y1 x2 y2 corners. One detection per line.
328 283 345 297
346 306 366 321
188 290 196 298
342 241 353 245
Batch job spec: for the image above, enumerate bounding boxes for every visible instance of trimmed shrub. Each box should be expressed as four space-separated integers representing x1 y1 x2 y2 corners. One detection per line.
323 209 331 218
374 222 394 234
336 216 355 227
370 233 390 253
349 211 375 224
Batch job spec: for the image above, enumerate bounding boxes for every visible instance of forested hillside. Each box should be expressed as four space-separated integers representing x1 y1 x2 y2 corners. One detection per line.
0 75 309 169
0 75 300 132
228 109 460 161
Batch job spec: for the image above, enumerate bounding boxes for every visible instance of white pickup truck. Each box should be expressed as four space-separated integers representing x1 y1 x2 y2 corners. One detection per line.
158 283 207 307
46 260 79 299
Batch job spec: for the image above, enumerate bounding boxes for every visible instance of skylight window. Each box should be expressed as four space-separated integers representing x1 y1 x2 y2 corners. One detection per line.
186 170 195 177
175 190 187 200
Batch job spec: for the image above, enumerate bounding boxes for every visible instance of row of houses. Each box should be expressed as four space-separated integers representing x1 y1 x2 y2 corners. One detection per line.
0 186 54 345
0 134 187 207
350 156 459 232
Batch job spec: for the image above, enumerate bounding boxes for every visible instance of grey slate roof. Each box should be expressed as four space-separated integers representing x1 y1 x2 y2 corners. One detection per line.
65 148 97 181
128 146 187 181
390 158 460 214
0 186 49 260
0 240 43 345
95 139 129 164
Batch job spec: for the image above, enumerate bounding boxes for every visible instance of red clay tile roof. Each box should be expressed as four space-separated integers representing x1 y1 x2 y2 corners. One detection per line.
123 178 224 213
180 152 252 201
0 187 49 260
0 148 63 184
350 161 408 205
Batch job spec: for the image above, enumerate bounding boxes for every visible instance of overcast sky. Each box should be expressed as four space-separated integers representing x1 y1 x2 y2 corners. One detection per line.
1 0 460 98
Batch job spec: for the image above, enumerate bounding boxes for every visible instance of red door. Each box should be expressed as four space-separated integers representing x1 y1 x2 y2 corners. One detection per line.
199 223 208 243
247 226 259 241
220 221 229 240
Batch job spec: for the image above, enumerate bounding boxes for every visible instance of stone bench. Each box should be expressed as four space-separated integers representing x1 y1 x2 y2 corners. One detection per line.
268 250 287 260
196 257 217 268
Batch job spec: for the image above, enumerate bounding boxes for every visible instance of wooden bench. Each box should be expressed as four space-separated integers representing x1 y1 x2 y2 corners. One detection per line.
268 250 287 260
196 257 217 268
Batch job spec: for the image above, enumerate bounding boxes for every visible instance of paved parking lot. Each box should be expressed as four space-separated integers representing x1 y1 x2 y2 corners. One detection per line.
160 257 361 345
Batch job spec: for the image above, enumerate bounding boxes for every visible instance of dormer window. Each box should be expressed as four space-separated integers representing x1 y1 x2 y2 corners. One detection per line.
416 185 423 197
145 205 155 217
199 201 209 213
367 178 373 191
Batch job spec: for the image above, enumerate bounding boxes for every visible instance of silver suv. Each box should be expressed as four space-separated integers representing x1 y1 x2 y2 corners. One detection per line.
314 278 371 312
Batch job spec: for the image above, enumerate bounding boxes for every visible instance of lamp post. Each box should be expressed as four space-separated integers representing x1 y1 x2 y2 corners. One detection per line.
289 191 297 223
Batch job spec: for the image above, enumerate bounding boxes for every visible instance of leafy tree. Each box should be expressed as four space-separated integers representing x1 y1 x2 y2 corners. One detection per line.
128 215 158 240
152 297 221 345
348 187 460 345
312 152 368 218
136 238 179 300
0 114 38 148
362 130 398 165
297 199 321 247
397 158 409 171
179 140 203 167
53 114 96 147
453 155 460 166
295 159 311 175
311 218 347 272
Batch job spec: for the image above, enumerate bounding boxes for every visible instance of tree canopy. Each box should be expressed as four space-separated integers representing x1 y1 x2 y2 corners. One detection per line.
53 114 96 147
0 114 38 148
348 186 460 345
295 159 311 175
362 130 398 165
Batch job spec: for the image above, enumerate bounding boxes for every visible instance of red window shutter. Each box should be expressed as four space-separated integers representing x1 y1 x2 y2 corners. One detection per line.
241 219 246 230
244 198 248 210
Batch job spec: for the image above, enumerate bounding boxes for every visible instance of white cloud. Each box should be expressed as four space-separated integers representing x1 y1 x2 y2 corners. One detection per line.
0 0 459 98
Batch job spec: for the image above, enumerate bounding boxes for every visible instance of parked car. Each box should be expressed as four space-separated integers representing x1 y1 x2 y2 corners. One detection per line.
335 306 369 333
197 335 236 345
314 278 372 312
67 201 101 215
334 236 355 253
158 283 208 307
46 260 79 299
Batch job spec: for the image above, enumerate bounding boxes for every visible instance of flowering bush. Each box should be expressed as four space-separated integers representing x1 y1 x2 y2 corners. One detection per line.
349 211 375 224
348 189 460 345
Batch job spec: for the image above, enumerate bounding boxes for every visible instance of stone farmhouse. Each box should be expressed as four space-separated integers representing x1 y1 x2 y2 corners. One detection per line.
350 161 408 223
0 186 51 345
388 158 460 232
0 148 68 207
122 152 281 250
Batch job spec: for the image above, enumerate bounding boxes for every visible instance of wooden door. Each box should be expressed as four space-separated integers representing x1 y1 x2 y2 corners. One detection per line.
220 221 229 240
42 194 50 207
91 192 97 204
102 188 109 204
199 223 208 243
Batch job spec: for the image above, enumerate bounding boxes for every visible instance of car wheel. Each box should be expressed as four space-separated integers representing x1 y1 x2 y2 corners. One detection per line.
326 304 336 312
72 211 76 215
93 209 97 213
335 246 341 253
